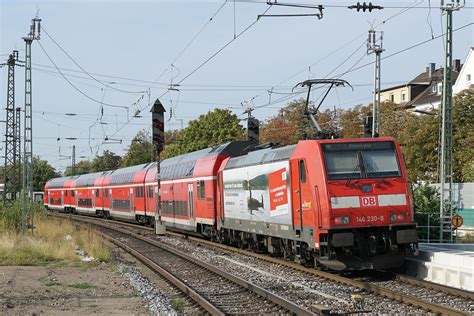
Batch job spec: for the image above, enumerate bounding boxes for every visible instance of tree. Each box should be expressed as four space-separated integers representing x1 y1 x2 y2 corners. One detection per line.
453 87 474 182
92 150 122 172
32 157 61 191
413 184 441 241
64 160 93 176
121 129 155 167
161 109 244 159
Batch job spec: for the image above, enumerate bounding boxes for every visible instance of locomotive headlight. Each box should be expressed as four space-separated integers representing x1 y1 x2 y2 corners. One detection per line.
334 216 350 225
390 212 406 222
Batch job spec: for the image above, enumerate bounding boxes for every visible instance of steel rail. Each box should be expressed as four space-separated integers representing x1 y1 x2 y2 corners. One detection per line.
100 231 223 315
53 213 316 316
50 213 469 315
164 232 470 316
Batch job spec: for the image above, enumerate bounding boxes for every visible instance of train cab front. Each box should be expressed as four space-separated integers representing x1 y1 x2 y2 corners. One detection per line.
317 138 418 270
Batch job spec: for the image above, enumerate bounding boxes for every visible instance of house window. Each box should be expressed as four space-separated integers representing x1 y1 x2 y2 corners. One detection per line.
401 92 406 101
390 94 394 102
432 85 437 93
197 180 205 199
467 74 472 83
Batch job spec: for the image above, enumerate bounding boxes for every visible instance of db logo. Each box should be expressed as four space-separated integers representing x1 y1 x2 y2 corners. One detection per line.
361 196 377 207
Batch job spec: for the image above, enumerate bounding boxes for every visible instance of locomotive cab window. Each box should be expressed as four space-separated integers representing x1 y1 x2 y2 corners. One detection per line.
322 141 401 180
299 160 307 183
197 180 205 199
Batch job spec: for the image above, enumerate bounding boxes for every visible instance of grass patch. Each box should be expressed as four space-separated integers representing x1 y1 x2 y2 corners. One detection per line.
170 298 186 312
45 281 62 286
69 282 92 289
0 204 111 266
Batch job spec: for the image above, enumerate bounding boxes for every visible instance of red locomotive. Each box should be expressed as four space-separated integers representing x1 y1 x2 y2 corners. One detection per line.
45 137 418 270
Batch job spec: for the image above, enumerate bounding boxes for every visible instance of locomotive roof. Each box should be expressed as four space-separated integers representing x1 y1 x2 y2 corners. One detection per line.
159 141 254 180
224 144 297 170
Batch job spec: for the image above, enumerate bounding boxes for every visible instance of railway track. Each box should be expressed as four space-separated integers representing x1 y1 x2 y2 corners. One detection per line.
51 213 473 315
51 213 315 315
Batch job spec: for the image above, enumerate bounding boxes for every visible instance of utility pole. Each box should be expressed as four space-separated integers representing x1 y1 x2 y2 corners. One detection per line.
2 51 22 205
71 145 76 176
439 0 464 243
21 16 41 233
367 29 384 137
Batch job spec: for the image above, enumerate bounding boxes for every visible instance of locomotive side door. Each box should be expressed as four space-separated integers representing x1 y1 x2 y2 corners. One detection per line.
290 159 312 235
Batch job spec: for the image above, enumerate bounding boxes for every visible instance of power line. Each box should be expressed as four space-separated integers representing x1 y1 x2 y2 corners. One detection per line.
40 25 147 94
36 40 136 109
177 5 272 84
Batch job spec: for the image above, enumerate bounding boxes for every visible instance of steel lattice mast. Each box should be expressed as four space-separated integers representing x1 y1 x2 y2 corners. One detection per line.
15 107 21 186
439 0 463 243
3 51 21 205
21 17 41 233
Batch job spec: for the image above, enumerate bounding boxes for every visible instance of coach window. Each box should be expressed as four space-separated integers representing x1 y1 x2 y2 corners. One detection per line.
104 189 108 197
147 186 153 199
72 190 75 197
197 180 205 199
96 189 100 197
299 160 307 183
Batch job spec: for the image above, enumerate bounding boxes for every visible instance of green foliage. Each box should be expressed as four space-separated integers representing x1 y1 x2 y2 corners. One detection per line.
121 129 155 167
69 282 92 289
64 160 93 176
33 157 61 192
413 184 441 241
170 298 186 312
453 87 474 182
161 109 244 159
92 150 122 171
0 200 22 232
0 200 45 232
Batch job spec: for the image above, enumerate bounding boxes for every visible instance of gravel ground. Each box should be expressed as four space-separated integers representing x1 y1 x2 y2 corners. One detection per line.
357 275 474 313
117 262 176 315
151 235 429 315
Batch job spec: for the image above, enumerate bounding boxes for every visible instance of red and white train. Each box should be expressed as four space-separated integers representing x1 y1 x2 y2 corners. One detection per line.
45 137 418 270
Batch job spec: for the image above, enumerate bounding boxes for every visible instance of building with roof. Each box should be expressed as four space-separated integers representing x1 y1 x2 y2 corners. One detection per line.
453 47 474 95
380 60 462 113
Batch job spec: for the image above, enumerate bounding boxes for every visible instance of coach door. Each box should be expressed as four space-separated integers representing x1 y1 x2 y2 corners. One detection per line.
188 184 195 227
291 159 311 235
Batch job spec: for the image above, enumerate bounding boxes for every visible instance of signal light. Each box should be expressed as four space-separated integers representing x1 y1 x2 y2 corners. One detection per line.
390 213 406 222
333 216 350 225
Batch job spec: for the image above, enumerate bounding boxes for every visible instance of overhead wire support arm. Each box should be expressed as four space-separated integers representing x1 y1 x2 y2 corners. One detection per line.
264 1 324 19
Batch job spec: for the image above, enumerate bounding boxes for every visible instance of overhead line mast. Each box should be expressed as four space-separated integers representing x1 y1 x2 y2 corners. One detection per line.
439 0 464 243
367 29 384 137
21 16 41 233
2 51 22 205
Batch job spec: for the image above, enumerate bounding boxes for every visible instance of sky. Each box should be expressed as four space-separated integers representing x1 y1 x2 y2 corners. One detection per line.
0 0 473 173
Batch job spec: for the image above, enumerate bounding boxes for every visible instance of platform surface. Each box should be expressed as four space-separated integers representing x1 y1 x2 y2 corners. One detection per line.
405 243 474 291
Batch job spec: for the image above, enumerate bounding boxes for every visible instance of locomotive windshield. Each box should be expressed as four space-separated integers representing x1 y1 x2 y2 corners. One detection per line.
322 141 401 180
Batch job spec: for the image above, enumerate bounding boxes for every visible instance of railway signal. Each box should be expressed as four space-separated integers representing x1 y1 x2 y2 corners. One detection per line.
151 99 166 235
